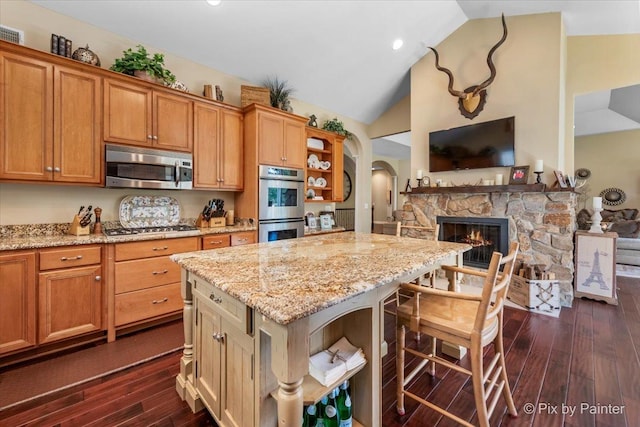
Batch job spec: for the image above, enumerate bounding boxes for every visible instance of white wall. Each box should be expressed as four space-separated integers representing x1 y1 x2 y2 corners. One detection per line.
411 13 564 187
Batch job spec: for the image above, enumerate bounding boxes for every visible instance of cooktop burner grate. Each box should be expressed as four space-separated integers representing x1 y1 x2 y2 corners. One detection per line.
103 224 198 236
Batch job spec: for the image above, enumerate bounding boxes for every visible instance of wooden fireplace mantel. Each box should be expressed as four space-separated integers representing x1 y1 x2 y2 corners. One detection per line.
401 183 576 195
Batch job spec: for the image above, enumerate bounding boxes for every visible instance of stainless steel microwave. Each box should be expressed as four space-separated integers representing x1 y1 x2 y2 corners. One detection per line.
105 144 193 190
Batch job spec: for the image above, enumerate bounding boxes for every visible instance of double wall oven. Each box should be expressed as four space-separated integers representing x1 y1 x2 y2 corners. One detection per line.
258 165 305 242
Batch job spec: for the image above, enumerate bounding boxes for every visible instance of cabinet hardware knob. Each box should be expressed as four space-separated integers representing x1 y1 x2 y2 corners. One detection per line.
212 333 225 343
60 255 83 261
147 135 153 139
54 167 61 172
95 275 101 281
152 269 168 275
153 135 158 140
46 166 53 172
209 293 222 304
152 246 169 251
152 297 169 304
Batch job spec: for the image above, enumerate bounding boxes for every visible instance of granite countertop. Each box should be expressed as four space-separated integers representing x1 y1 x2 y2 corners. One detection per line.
0 223 257 251
171 232 471 325
304 226 346 236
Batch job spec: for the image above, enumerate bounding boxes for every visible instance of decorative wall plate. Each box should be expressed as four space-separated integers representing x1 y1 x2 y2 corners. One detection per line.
575 168 591 179
307 176 316 187
119 195 181 228
599 187 626 206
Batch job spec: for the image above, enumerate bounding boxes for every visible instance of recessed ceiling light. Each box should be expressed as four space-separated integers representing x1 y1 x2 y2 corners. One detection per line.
206 0 222 6
392 39 404 50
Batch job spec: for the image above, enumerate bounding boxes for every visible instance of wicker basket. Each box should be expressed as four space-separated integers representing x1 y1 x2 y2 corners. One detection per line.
241 85 271 107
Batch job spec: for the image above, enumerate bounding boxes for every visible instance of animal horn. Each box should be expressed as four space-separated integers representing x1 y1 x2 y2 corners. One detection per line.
427 46 466 99
473 13 508 96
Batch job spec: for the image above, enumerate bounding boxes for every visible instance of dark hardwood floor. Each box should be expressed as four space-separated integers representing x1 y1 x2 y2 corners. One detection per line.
1 276 638 427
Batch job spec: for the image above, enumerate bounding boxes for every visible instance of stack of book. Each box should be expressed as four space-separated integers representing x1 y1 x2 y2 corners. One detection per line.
309 337 366 386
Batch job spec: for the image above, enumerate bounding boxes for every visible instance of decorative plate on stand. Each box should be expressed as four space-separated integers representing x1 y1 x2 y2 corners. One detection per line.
119 195 180 228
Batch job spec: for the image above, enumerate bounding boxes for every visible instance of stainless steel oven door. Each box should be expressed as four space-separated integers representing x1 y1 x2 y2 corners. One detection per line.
259 177 305 221
259 219 305 243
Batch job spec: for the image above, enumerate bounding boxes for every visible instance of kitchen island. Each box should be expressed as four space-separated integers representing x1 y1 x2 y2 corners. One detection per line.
171 232 470 427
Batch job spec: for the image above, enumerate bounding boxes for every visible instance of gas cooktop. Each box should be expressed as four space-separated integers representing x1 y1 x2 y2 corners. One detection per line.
103 224 198 236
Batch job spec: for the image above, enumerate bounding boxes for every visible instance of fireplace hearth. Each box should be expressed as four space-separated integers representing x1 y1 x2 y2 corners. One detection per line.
437 216 509 268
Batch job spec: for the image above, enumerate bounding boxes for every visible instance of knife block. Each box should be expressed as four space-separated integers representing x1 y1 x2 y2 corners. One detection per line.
196 214 209 228
69 215 90 236
209 217 225 228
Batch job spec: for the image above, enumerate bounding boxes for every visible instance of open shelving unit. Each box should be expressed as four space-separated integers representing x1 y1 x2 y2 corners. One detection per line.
305 127 345 202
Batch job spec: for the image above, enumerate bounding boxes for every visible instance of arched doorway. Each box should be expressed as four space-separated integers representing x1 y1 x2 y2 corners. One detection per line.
371 160 398 230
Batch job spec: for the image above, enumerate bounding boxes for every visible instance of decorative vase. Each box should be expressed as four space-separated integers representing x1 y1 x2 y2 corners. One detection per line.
71 44 101 67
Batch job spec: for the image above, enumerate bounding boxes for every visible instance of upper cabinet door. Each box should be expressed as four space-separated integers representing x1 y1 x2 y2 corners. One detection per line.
104 79 152 147
282 119 305 169
193 102 221 188
54 66 102 184
0 53 53 181
219 109 243 189
257 112 284 166
154 90 193 152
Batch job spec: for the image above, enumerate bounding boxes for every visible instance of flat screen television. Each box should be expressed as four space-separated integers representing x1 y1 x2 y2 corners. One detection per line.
429 116 515 172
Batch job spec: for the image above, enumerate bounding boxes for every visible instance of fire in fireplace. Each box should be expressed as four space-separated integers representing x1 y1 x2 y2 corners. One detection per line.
436 216 509 268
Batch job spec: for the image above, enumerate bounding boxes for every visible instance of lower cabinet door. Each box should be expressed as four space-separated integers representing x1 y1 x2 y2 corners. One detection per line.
38 265 103 344
221 319 254 427
114 282 182 326
195 297 222 419
0 251 37 354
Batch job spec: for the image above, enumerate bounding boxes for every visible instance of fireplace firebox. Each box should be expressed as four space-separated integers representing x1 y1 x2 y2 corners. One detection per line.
437 216 509 268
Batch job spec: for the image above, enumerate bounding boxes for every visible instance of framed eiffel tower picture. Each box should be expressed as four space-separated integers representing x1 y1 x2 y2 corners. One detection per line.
574 231 618 305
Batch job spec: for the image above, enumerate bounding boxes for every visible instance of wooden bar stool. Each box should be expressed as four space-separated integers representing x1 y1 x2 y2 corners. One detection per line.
395 242 519 427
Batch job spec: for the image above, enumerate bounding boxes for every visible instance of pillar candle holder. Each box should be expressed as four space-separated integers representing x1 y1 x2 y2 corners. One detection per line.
534 171 543 184
589 208 604 234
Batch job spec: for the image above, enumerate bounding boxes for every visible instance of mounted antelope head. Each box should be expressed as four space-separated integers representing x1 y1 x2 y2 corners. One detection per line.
428 14 508 119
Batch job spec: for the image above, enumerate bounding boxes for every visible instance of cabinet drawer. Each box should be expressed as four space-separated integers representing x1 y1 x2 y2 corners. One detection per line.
231 231 256 246
115 283 182 326
193 276 249 333
39 245 101 270
115 237 198 261
202 234 231 250
115 256 181 293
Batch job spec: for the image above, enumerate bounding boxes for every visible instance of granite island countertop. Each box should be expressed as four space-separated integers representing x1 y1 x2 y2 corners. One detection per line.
171 232 471 325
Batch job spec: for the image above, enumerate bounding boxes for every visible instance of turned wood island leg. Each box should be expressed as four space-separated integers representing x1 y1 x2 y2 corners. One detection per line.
176 270 203 412
257 315 309 426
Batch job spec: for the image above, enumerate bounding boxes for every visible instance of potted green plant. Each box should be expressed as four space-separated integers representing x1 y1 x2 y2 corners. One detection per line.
262 76 294 112
110 45 176 85
322 117 353 140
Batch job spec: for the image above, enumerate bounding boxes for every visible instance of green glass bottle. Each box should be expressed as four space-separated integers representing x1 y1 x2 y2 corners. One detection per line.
337 380 352 427
324 389 339 427
302 404 317 427
316 395 328 427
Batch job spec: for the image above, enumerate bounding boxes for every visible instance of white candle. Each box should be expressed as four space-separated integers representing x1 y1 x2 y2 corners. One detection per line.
593 197 602 209
495 174 503 185
534 160 544 172
416 169 423 179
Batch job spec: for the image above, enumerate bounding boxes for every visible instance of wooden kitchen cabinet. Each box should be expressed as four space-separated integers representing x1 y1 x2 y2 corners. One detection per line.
305 127 345 202
104 79 193 152
37 245 104 344
0 251 36 355
193 275 254 427
201 231 257 250
0 50 102 184
111 237 198 333
245 104 306 169
194 102 243 190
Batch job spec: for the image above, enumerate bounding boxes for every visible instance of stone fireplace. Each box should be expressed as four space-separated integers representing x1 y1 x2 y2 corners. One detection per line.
437 216 509 269
398 186 577 307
